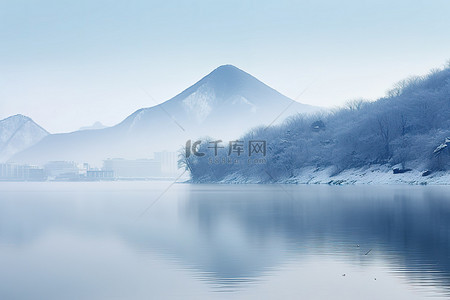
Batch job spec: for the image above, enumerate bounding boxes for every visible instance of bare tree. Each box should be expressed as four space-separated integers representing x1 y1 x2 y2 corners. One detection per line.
386 76 422 97
345 99 366 111
377 116 392 159
400 113 408 136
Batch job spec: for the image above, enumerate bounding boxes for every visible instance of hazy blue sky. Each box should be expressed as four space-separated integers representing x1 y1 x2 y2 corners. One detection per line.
1 0 449 132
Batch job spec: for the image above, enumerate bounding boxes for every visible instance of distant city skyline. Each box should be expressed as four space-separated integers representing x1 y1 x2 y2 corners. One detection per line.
1 0 449 133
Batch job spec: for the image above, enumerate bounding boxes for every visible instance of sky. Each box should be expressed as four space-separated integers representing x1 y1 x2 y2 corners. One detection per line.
1 0 449 133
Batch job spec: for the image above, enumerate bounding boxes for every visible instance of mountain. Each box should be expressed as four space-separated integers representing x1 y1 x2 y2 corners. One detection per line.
79 121 107 131
184 65 450 183
0 114 49 162
10 65 319 165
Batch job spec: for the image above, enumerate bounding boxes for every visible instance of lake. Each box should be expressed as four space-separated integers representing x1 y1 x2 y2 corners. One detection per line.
0 182 449 299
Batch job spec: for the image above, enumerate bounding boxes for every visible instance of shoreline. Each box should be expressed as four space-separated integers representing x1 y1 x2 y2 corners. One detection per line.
193 165 450 185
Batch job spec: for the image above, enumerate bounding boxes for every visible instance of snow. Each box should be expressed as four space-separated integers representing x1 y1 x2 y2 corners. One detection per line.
232 96 257 113
182 84 214 123
434 137 450 154
127 109 147 131
0 114 48 162
212 165 450 185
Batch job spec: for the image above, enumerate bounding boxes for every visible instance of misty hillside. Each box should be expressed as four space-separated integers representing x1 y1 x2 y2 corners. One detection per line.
183 64 450 183
10 65 319 165
0 115 49 162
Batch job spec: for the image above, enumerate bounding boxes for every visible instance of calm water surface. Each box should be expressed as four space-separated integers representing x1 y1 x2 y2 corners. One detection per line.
0 182 449 299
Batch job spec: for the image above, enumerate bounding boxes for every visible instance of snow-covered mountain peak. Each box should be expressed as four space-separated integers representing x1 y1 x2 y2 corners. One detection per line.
0 114 49 162
198 65 262 93
205 64 248 82
2 114 31 125
0 114 44 140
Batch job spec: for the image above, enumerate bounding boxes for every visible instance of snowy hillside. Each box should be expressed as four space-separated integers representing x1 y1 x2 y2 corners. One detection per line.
183 64 450 184
0 115 49 162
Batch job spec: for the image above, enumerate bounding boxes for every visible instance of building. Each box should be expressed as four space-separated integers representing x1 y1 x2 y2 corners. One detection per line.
44 161 79 180
0 163 46 181
103 158 161 178
86 170 114 180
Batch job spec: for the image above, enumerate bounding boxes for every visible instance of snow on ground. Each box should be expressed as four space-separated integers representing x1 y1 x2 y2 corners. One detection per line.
290 165 449 185
215 165 450 185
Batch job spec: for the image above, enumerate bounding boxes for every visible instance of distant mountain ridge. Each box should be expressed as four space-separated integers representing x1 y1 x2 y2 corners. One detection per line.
0 114 49 162
79 121 107 131
10 65 319 165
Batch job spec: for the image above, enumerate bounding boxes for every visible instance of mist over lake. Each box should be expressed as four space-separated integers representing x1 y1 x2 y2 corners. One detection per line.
0 182 449 299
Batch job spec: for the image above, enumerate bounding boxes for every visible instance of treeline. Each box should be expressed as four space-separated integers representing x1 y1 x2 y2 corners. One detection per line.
180 64 450 182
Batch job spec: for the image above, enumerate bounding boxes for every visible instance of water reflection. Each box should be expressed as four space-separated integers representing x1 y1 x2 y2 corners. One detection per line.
180 185 450 294
0 183 449 299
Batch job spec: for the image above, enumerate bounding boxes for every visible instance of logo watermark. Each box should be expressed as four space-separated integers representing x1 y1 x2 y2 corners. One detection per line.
185 139 267 165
